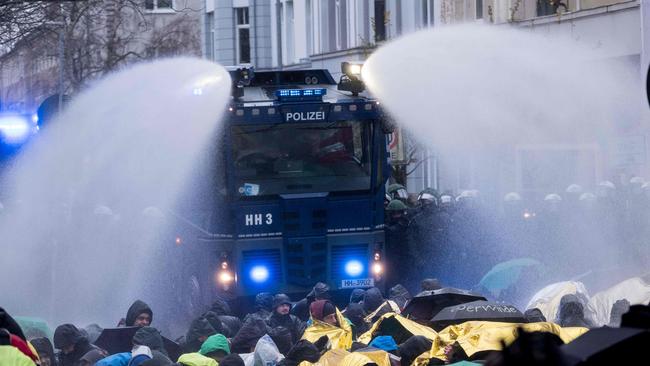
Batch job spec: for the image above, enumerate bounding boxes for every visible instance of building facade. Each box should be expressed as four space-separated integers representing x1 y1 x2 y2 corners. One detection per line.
0 0 203 113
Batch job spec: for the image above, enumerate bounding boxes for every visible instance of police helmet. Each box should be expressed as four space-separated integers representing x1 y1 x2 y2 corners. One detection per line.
544 193 562 202
386 199 408 212
598 181 616 190
504 192 522 202
566 184 583 194
387 183 408 200
93 205 113 216
579 192 597 202
630 176 645 185
418 189 438 205
440 195 453 204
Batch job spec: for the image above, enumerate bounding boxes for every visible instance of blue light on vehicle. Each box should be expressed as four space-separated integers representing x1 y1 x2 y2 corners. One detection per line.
345 260 364 277
0 115 31 144
250 265 270 283
275 88 327 101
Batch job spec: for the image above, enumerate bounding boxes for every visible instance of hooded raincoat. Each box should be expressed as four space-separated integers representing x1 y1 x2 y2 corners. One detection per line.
184 317 216 353
586 276 650 326
301 308 353 351
267 294 306 344
0 345 37 366
54 324 97 366
133 327 167 356
177 352 217 366
125 301 153 327
207 299 242 337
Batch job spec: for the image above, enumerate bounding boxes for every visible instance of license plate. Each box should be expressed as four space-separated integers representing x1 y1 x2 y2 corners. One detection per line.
341 278 374 289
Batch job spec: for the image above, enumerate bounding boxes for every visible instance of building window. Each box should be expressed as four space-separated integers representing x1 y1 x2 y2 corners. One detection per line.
374 0 386 43
235 7 251 64
421 0 434 26
205 12 215 60
476 0 483 19
335 0 347 50
537 0 556 16
281 0 295 65
145 0 173 11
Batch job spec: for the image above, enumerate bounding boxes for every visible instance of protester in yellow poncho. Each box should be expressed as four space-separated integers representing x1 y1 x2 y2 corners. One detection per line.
300 300 353 350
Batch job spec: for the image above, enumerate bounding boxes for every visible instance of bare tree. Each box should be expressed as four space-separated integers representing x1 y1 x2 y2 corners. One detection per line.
1 0 202 95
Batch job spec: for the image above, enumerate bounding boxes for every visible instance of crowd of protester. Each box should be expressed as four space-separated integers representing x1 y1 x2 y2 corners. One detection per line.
2 179 650 365
2 275 649 366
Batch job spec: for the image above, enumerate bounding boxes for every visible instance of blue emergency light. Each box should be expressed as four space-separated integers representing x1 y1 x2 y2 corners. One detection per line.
275 88 326 102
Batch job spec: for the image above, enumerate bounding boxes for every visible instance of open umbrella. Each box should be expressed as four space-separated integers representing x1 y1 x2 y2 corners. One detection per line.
94 327 181 362
430 300 526 331
14 316 53 340
562 327 650 365
478 258 543 298
402 288 486 324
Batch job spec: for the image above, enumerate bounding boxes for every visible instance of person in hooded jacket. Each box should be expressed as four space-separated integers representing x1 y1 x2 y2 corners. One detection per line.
343 303 369 339
0 306 27 341
206 299 242 337
230 317 269 354
1 328 39 363
0 329 35 366
79 349 108 366
31 337 57 366
556 295 592 328
388 284 412 310
243 293 274 324
216 354 245 366
276 340 320 366
125 300 153 327
397 335 432 366
362 287 400 324
183 318 216 353
53 324 98 366
132 326 172 363
266 294 305 345
291 282 331 322
349 289 366 305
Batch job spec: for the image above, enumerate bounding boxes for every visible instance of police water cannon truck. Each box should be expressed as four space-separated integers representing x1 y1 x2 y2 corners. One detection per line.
188 64 392 302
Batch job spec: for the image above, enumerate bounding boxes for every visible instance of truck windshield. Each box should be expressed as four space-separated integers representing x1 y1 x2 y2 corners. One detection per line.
231 121 372 196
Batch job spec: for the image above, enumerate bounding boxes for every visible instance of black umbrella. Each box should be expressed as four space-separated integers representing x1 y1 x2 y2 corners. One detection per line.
94 327 182 362
430 300 526 330
401 288 486 324
562 327 650 366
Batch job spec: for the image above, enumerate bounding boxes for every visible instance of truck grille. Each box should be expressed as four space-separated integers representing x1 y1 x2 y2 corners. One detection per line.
285 238 327 286
331 243 369 279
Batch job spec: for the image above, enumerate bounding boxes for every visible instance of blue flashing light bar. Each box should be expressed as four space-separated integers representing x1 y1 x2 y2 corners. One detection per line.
275 88 326 102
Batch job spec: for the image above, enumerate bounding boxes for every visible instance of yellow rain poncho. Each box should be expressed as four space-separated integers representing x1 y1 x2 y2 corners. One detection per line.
300 348 392 366
177 352 217 366
354 348 391 366
431 321 588 360
358 313 438 345
301 308 353 350
340 352 379 366
299 349 349 366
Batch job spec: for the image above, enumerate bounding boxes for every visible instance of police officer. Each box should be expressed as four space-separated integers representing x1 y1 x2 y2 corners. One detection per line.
385 199 411 287
387 183 409 203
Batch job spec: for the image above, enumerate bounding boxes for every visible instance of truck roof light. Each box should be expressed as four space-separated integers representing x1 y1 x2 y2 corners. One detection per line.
275 88 327 102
